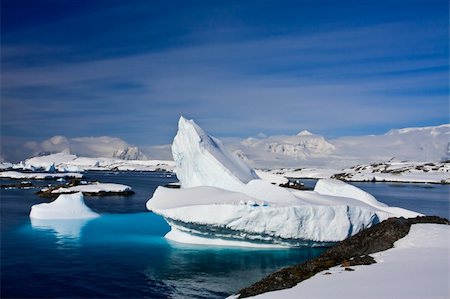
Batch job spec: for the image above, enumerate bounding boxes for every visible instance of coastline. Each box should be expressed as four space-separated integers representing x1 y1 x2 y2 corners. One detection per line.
233 216 449 298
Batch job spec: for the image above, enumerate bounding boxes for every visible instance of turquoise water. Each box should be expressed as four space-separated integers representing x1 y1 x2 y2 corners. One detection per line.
1 173 448 298
1 172 324 298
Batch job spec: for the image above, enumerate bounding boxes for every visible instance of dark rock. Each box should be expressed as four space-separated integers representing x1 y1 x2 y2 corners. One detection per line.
0 181 34 189
279 180 311 190
236 216 449 298
344 267 355 271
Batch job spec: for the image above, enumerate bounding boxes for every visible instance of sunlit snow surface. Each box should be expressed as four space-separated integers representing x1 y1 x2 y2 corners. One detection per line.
249 224 449 299
147 117 421 247
30 192 100 220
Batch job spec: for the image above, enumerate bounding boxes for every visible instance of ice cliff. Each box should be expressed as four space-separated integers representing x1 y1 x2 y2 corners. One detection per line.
147 117 421 247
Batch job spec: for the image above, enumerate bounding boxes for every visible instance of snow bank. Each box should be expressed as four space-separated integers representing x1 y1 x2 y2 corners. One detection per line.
51 182 132 194
17 152 175 172
249 224 449 299
147 117 421 247
25 153 78 169
314 179 386 208
172 116 259 189
273 161 450 184
254 170 289 185
30 192 99 219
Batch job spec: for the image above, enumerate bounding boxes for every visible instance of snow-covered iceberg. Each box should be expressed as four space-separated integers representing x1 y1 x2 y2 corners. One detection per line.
147 117 421 247
30 192 99 219
172 116 259 190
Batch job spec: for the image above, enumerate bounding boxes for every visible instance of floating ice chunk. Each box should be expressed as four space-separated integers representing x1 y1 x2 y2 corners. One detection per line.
30 192 99 219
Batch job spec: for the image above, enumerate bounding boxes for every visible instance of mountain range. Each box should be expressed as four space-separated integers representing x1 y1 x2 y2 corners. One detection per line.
8 124 450 168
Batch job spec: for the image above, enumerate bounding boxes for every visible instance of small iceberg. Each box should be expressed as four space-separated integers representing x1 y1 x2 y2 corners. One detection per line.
30 192 100 219
146 117 422 247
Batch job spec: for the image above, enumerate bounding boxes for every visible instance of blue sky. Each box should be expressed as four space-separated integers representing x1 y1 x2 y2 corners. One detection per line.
1 0 448 160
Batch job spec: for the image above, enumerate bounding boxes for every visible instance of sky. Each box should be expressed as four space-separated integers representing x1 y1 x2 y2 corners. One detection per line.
1 0 449 161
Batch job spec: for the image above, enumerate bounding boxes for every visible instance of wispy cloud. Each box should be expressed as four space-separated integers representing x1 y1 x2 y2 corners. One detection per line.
1 1 448 161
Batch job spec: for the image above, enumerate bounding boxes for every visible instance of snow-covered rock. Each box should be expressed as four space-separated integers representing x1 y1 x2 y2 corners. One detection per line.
273 161 450 184
172 116 259 189
248 224 449 299
147 117 421 247
0 171 83 180
30 192 99 219
50 182 133 195
254 170 289 186
20 152 175 172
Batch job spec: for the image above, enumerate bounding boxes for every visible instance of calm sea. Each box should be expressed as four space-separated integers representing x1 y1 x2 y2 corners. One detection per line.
1 172 448 298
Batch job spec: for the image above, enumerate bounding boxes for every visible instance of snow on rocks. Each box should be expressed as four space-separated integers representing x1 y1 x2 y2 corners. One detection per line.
30 192 99 219
50 182 133 195
0 171 83 180
271 161 450 184
147 117 421 247
20 152 175 172
246 223 449 299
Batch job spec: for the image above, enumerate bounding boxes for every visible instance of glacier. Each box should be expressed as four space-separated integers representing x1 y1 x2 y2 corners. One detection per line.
146 117 422 247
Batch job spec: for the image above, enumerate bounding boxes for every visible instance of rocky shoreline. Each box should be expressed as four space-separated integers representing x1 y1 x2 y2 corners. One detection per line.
236 216 449 298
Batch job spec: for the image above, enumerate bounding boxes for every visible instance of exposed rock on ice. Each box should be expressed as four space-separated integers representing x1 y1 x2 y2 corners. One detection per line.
147 117 422 247
0 171 83 180
50 182 133 196
237 219 449 299
19 152 175 172
272 161 450 184
30 192 99 219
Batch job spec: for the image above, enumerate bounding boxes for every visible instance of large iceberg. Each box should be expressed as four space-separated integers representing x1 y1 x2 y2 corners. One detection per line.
147 117 421 247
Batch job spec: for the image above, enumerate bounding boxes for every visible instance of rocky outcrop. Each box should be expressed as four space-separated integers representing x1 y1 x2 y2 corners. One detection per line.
237 216 449 298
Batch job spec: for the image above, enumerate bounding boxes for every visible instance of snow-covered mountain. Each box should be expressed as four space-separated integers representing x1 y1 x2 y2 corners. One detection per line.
10 124 449 168
241 130 335 159
23 136 148 160
227 124 450 168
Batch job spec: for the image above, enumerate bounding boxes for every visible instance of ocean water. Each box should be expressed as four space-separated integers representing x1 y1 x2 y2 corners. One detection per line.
1 172 324 298
1 173 448 298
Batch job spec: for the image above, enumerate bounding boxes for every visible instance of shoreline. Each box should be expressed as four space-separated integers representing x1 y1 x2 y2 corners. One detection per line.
233 216 449 298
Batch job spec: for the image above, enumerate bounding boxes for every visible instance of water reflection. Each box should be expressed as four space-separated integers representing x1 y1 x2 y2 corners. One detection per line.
146 242 326 298
30 217 94 243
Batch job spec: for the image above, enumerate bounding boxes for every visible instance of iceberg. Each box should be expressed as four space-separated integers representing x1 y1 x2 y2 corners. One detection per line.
172 116 259 190
147 117 421 247
30 192 100 219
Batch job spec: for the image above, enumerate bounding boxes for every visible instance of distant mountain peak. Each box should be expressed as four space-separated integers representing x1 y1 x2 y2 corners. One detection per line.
297 130 314 136
386 124 450 135
112 147 148 160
